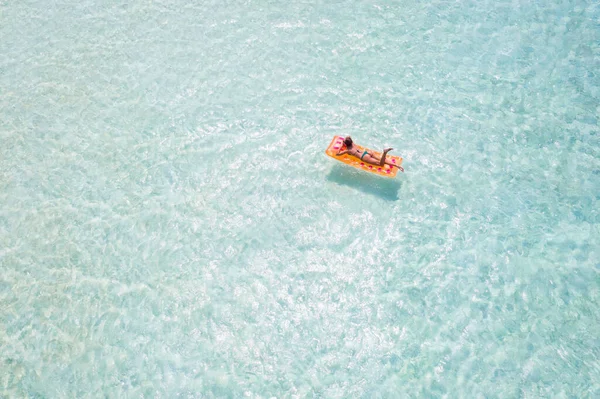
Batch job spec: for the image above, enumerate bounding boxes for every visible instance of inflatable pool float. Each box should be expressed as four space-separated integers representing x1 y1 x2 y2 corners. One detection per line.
325 136 402 177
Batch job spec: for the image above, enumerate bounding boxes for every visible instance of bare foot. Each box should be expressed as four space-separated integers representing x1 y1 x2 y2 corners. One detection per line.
383 147 393 153
399 166 404 172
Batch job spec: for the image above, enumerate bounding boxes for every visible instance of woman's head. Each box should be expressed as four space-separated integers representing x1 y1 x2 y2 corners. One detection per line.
343 136 353 148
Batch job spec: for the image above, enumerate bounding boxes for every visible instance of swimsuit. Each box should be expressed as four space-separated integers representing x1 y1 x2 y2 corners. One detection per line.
360 150 369 160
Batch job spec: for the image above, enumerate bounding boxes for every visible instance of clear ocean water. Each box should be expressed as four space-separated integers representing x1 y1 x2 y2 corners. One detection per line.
1 0 599 397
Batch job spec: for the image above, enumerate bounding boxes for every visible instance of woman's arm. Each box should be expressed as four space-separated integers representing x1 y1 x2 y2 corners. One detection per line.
336 149 348 156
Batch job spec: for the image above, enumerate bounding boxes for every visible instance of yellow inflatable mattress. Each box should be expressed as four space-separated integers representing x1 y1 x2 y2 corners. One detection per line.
325 136 402 177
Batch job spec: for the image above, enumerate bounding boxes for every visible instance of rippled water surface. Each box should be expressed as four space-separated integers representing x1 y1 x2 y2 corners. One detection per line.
1 0 599 397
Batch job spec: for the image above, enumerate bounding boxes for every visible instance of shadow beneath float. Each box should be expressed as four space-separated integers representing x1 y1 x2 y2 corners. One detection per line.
326 164 402 202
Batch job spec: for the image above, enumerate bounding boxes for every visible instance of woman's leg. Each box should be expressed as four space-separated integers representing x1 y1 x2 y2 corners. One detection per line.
384 159 404 171
363 148 391 166
365 150 404 172
362 154 381 165
379 148 393 166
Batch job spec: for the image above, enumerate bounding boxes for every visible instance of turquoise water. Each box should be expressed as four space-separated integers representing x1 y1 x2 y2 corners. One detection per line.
1 0 599 396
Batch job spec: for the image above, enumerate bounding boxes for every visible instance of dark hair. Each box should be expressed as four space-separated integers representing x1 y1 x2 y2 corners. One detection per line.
343 136 353 148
